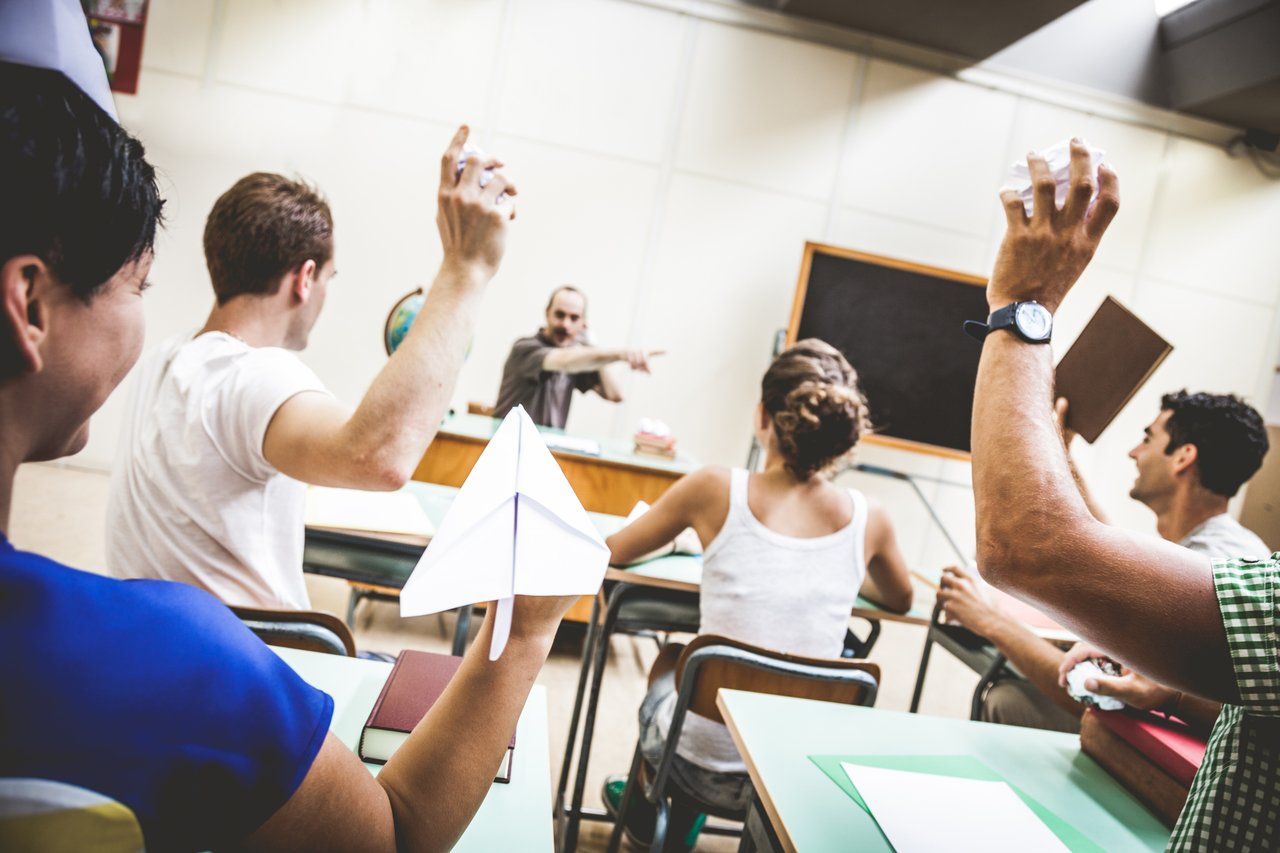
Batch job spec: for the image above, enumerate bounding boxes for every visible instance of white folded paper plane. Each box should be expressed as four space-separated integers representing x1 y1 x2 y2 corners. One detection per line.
400 406 609 659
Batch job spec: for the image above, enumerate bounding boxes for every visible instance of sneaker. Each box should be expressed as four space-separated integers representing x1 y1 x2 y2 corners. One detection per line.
602 774 707 850
602 774 655 848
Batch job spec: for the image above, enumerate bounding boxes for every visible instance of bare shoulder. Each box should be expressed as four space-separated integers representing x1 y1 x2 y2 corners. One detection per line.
684 465 732 493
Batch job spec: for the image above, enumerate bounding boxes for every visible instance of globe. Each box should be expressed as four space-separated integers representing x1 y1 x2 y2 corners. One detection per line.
383 287 473 359
384 287 425 355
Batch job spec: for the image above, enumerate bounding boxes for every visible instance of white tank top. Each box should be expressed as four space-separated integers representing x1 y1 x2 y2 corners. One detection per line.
655 468 869 773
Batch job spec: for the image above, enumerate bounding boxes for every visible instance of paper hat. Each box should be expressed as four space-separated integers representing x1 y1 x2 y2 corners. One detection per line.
0 0 117 119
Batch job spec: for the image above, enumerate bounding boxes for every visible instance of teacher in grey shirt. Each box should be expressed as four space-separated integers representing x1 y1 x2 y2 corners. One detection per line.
494 286 662 429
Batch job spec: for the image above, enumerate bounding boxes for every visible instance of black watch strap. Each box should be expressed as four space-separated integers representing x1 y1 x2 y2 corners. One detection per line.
963 303 1018 342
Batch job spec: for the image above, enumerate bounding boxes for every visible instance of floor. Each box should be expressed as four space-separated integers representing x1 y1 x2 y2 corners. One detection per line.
9 462 982 851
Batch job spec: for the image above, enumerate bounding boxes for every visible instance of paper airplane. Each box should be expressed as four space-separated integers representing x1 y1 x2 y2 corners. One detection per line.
400 406 609 659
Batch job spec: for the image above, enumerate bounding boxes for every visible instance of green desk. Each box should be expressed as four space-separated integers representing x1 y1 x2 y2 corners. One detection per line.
717 689 1170 853
413 412 697 516
273 646 553 852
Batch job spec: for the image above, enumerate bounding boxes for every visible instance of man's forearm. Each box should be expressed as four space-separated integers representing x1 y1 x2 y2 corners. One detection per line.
973 335 1094 580
542 345 625 374
378 607 552 851
340 264 487 483
980 615 1082 718
595 363 624 402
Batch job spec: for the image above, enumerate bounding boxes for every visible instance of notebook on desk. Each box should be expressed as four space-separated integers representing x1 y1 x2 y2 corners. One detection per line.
359 650 516 782
305 487 436 538
1055 296 1172 443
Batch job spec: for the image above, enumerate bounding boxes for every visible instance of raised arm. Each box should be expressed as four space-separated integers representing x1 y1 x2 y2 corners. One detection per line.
262 126 516 490
245 595 577 851
606 467 728 566
972 140 1237 703
1055 397 1110 524
858 501 914 614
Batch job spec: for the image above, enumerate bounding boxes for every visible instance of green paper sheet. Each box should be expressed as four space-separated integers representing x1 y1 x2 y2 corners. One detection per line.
809 754 1103 852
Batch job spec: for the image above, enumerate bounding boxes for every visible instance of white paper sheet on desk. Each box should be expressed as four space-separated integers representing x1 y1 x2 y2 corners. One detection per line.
305 487 436 537
400 406 609 659
841 763 1067 853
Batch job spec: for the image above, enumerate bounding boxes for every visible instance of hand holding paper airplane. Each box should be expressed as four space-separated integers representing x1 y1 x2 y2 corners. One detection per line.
400 406 610 659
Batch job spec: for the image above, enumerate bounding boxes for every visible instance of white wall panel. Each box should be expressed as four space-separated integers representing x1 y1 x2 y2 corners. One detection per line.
826 207 989 276
1145 138 1280 306
216 0 361 103
495 0 685 163
840 59 1016 237
346 0 504 125
141 0 216 78
622 174 826 466
676 22 857 200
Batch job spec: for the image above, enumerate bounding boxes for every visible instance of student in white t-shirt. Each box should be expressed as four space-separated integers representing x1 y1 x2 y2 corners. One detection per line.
601 339 916 848
107 126 515 609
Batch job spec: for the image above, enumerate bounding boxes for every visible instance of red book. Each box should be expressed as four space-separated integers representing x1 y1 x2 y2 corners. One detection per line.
1094 710 1206 787
358 650 515 783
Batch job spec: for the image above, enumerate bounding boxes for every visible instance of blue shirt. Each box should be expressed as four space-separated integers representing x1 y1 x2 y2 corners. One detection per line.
0 534 333 850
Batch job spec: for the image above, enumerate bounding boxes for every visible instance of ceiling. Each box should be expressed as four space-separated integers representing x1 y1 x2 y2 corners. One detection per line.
741 0 1280 140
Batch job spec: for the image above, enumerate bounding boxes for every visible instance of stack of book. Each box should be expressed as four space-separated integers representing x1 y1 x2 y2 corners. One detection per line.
1079 708 1206 826
634 430 676 459
360 649 515 783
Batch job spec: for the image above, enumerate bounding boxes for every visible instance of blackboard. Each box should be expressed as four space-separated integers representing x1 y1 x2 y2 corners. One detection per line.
788 243 989 458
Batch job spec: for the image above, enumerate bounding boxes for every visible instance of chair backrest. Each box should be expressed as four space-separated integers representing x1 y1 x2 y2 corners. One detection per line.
231 605 357 657
467 401 496 417
675 634 879 724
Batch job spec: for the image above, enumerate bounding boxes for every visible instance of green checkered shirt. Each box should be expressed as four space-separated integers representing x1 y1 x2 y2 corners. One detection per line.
1168 556 1280 851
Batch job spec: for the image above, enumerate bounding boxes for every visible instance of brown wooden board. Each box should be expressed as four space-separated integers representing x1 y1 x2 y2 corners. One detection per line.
788 242 989 458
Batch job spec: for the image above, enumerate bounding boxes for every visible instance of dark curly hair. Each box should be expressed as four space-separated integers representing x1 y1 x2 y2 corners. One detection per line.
1161 390 1268 498
761 338 871 480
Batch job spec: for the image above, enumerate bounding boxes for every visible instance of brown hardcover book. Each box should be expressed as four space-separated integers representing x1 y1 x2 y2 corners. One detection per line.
358 650 515 783
1080 710 1189 827
1055 296 1172 443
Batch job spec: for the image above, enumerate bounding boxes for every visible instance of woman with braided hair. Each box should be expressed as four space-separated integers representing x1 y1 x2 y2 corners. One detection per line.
602 338 915 848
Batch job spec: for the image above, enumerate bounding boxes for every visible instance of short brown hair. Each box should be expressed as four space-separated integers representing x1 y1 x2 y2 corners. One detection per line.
203 173 333 304
761 339 872 479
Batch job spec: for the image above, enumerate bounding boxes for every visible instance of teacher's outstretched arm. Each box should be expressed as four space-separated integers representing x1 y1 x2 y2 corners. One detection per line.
971 139 1237 703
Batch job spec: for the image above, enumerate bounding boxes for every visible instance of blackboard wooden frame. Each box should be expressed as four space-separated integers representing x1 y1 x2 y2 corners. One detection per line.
786 241 988 462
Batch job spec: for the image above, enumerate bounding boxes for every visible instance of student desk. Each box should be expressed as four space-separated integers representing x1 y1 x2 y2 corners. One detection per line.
717 689 1170 853
555 555 938 851
411 412 697 516
273 646 554 851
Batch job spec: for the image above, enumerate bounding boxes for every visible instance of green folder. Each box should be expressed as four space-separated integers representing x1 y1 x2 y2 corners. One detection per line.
809 754 1103 852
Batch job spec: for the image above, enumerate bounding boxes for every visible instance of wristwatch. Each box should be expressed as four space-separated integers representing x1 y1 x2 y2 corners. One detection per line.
963 300 1053 344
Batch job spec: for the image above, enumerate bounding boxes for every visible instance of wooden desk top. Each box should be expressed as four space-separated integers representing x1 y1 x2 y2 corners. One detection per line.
717 689 1168 853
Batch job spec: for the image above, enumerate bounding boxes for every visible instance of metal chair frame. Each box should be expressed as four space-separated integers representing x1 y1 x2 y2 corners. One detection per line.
607 642 879 852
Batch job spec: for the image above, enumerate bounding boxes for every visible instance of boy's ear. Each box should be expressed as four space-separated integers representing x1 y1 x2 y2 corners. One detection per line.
0 256 50 376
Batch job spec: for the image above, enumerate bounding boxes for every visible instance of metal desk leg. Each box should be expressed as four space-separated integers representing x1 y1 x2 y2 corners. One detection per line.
739 796 782 853
345 586 367 629
451 605 472 657
562 588 625 852
909 603 944 713
555 592 603 843
970 652 1009 721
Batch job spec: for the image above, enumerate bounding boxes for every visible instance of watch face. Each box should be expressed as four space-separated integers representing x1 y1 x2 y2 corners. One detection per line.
1015 302 1053 341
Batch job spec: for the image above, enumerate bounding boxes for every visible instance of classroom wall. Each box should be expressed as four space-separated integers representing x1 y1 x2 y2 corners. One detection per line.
76 0 1280 570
